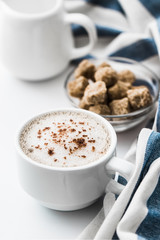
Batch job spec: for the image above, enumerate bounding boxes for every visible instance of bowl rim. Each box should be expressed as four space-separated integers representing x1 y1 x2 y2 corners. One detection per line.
64 57 159 119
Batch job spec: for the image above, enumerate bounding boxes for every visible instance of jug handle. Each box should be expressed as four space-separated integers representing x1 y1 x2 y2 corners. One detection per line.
65 13 97 59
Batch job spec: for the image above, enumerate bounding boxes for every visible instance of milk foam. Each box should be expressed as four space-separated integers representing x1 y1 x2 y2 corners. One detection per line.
20 111 111 167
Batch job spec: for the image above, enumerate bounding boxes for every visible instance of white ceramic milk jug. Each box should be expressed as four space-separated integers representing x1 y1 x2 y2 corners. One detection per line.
0 0 97 80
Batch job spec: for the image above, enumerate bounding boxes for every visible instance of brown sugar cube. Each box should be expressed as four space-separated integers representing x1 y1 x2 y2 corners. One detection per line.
118 70 135 84
84 81 107 105
108 81 132 100
97 62 111 70
68 76 89 98
95 67 117 87
118 81 132 97
127 86 152 110
108 83 120 100
109 97 130 115
108 83 121 100
74 59 96 80
79 97 91 110
89 104 111 115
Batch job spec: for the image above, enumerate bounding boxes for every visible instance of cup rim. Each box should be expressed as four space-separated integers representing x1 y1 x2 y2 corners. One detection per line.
2 0 62 19
15 108 117 172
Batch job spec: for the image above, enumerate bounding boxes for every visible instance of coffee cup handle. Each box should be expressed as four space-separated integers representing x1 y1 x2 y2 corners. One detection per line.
65 13 97 59
105 157 135 195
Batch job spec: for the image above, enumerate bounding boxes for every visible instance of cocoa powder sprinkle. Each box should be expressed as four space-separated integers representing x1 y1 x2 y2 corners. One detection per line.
73 138 86 148
69 148 73 154
88 140 96 143
35 145 40 149
48 148 54 156
43 127 50 131
92 146 95 152
64 144 67 150
58 128 67 133
37 130 41 135
70 128 76 132
79 122 84 125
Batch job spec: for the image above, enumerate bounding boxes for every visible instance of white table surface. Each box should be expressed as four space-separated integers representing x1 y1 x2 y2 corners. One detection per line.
0 62 149 240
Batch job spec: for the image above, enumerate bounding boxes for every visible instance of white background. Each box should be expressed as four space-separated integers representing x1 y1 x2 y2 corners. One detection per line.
0 62 149 240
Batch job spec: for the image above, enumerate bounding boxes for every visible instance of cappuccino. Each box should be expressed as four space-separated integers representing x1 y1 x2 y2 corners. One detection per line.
20 111 111 167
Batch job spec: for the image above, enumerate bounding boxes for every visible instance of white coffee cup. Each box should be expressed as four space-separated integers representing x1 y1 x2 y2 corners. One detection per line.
15 109 134 211
0 0 97 80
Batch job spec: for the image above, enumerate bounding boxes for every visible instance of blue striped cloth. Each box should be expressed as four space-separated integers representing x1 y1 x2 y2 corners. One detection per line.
65 0 160 76
65 1 160 239
116 98 160 240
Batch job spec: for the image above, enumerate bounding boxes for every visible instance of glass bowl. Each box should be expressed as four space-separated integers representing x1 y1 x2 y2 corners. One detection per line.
64 57 159 132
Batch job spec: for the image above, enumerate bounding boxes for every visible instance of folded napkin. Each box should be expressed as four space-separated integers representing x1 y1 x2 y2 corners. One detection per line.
65 1 160 239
